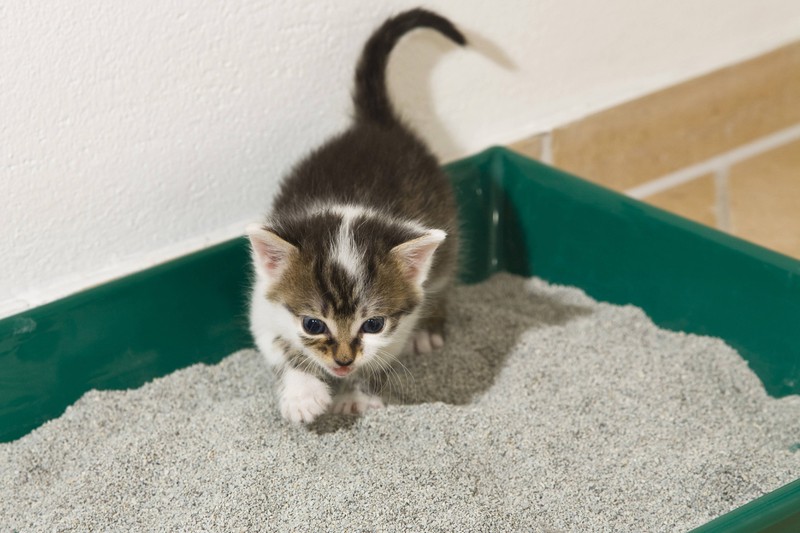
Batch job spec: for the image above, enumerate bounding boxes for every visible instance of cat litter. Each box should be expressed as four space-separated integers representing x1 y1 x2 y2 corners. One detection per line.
2 273 798 532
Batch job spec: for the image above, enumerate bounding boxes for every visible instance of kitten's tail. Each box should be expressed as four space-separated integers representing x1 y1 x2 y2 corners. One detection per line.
353 9 466 126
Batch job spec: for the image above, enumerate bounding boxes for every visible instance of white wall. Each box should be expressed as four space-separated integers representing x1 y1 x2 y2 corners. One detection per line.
2 0 799 316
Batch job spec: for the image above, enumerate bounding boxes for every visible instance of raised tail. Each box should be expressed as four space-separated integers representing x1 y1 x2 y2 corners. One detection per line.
353 9 466 126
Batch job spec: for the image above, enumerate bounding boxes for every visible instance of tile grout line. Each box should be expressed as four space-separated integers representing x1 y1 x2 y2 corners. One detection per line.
714 167 732 232
540 132 554 165
624 122 800 199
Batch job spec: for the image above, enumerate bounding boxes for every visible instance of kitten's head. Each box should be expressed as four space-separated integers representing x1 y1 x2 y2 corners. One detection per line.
248 207 445 378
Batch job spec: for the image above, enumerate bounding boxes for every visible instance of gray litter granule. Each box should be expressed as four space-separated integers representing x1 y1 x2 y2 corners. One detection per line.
2 273 799 532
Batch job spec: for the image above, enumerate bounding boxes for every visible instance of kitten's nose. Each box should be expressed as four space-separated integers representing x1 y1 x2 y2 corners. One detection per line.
333 344 355 367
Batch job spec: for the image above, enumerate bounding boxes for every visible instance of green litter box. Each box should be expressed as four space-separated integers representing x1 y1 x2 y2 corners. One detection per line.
1 147 798 531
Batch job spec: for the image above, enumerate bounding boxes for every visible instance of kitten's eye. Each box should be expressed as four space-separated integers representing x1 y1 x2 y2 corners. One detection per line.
302 317 327 335
361 317 385 334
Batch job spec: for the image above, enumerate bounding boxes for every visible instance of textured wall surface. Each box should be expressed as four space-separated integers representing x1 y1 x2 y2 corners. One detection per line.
2 0 800 315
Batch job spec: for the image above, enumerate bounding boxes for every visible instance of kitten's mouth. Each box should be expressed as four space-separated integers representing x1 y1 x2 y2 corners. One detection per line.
330 365 354 378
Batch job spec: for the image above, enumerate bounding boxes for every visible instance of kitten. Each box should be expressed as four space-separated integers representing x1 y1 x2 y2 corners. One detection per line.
247 9 465 423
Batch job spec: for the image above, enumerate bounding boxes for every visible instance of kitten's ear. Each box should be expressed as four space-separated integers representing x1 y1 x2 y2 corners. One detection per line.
247 224 297 281
391 229 447 288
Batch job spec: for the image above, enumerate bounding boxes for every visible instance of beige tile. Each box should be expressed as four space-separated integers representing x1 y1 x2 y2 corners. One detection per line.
508 134 546 160
644 174 717 227
729 139 800 258
551 41 800 191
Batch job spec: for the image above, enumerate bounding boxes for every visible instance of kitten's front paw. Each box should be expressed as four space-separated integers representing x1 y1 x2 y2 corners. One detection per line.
410 329 445 354
331 389 385 415
279 369 332 424
281 391 331 424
